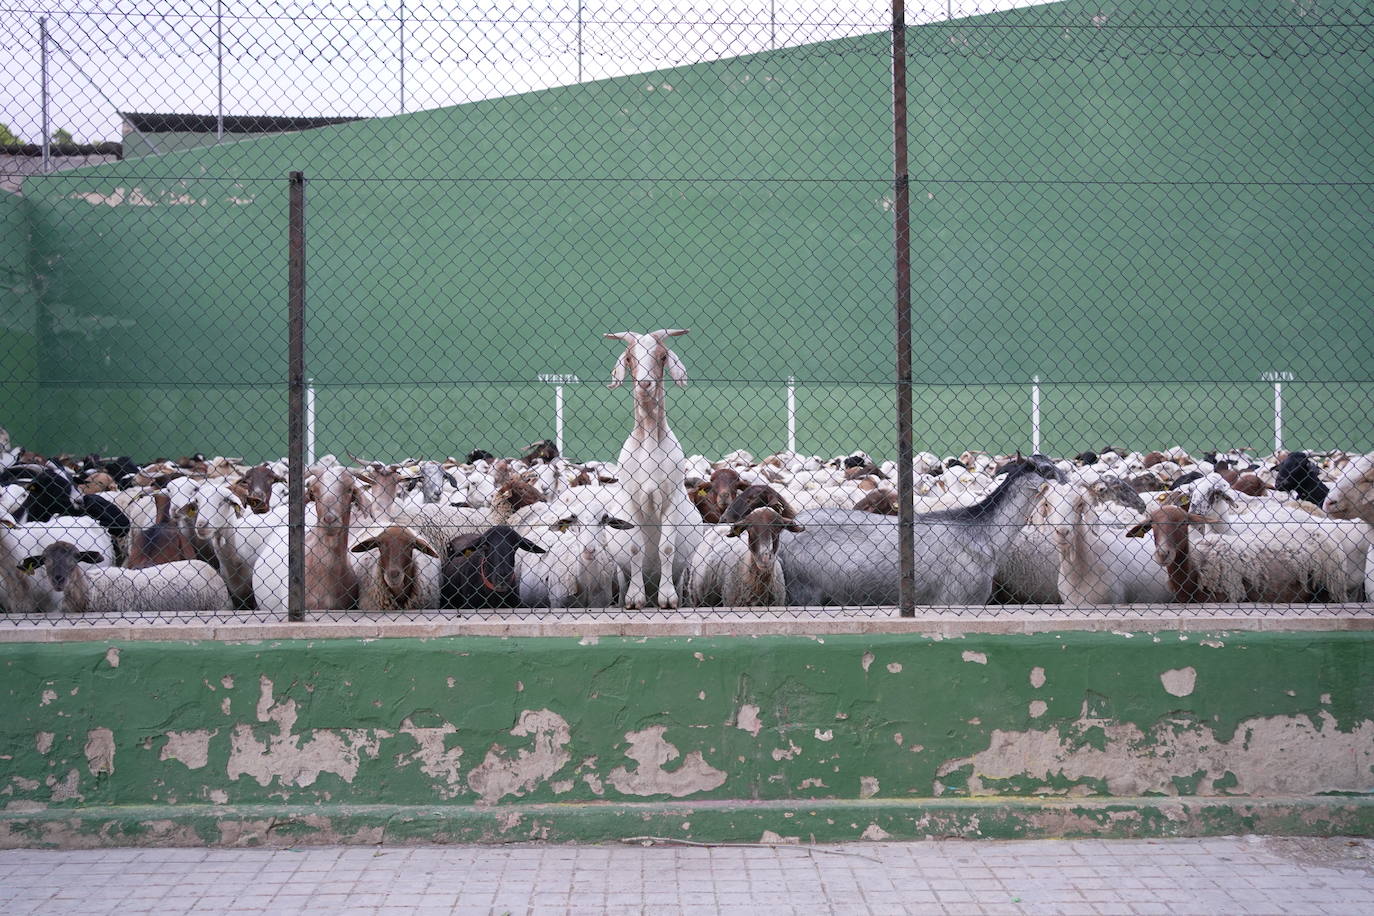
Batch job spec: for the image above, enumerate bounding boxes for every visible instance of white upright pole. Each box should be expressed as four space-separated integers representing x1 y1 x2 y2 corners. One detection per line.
1031 375 1041 455
787 375 796 455
555 384 565 456
1274 381 1283 454
305 377 316 466
40 17 50 174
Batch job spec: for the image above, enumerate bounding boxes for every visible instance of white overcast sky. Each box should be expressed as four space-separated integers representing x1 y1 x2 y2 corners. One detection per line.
2 1 1057 144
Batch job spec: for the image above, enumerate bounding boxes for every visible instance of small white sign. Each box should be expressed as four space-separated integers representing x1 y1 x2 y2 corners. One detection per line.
1260 371 1295 382
537 373 580 384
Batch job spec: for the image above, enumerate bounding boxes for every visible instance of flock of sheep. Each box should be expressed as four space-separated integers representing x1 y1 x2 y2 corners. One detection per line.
2 329 1373 617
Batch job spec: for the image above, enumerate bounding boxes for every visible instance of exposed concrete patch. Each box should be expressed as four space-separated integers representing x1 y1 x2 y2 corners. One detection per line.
1161 667 1197 698
760 830 800 844
221 698 231 716
226 677 389 789
104 647 119 668
771 740 801 762
735 704 762 737
860 823 891 840
1029 700 1048 719
1030 666 1046 688
815 729 834 742
208 789 228 804
861 651 874 672
221 676 234 689
963 651 988 665
84 729 115 777
47 769 80 802
160 730 216 770
35 733 53 755
860 777 879 799
40 690 56 707
937 710 1374 797
608 726 727 798
466 709 571 806
398 718 464 799
886 662 903 674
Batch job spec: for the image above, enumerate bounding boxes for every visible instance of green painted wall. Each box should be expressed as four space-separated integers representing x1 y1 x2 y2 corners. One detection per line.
0 193 38 445
0 631 1371 845
8 0 1373 461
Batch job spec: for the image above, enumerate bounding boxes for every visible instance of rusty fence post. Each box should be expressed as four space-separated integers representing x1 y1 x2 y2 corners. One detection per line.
288 172 307 623
892 2 916 617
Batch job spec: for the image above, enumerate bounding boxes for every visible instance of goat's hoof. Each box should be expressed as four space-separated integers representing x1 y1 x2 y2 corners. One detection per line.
657 592 680 610
623 591 647 610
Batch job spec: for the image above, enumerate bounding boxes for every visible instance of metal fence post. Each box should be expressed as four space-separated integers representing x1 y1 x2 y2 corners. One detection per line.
892 1 916 617
40 17 50 174
288 172 307 623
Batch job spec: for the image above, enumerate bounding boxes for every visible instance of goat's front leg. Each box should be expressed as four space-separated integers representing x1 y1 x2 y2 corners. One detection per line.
623 528 647 609
656 522 679 608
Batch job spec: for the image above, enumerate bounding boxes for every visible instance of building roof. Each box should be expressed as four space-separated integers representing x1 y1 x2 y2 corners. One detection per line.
119 113 363 134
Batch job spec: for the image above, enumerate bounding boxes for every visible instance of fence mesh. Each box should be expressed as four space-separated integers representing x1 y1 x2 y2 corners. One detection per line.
1 1 1371 625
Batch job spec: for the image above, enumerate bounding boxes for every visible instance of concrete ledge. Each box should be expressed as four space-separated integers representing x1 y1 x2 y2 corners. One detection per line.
0 606 1370 642
3 797 1371 848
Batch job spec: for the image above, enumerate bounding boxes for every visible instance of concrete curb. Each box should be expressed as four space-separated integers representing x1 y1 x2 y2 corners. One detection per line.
2 797 1372 849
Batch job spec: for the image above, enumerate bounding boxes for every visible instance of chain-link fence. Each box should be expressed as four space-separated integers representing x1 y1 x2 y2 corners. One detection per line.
1 1 1371 625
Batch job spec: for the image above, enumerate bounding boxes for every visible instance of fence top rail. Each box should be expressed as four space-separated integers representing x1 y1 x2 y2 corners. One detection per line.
0 608 1370 643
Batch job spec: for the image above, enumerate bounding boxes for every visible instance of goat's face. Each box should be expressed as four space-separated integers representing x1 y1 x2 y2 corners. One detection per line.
1039 484 1082 553
309 468 361 530
20 541 101 592
605 329 689 393
728 508 804 573
237 464 282 514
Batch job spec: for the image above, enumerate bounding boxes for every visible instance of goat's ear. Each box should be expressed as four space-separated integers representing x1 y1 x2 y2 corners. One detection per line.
652 328 689 339
351 537 379 553
550 516 578 533
601 515 634 530
1124 521 1151 538
76 551 103 565
18 555 44 572
607 348 628 389
785 520 806 533
412 536 440 558
665 349 688 388
1188 511 1222 525
726 523 745 538
0 517 16 530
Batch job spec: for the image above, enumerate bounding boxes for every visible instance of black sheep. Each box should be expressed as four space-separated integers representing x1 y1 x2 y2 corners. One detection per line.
440 525 546 610
1275 451 1328 506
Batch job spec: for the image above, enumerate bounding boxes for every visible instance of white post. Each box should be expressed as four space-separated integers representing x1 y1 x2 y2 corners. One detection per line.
305 377 316 466
555 384 565 456
1274 380 1282 454
787 375 796 455
1031 375 1041 455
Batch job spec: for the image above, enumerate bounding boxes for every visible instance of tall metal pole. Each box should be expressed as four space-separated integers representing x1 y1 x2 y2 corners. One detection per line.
892 2 916 617
40 17 50 173
216 0 224 140
399 0 406 113
288 172 307 622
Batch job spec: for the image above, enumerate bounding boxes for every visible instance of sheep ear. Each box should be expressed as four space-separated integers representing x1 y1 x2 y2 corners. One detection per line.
0 517 16 530
726 522 745 537
18 555 45 572
601 515 634 530
607 348 629 389
351 537 379 553
412 536 440 558
1124 522 1151 538
665 350 688 388
515 535 547 554
76 551 103 565
785 520 806 533
550 516 578 533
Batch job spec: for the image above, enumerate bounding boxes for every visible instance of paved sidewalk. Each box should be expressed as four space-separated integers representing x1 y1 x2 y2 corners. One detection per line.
1 836 1372 914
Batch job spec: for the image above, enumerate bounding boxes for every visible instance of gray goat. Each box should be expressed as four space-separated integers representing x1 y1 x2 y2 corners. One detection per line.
780 461 1058 606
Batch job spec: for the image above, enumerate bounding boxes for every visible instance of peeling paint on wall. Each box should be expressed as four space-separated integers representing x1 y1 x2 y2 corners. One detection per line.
465 709 571 806
104 648 119 668
34 733 52 755
1161 667 1197 697
735 704 762 737
608 726 727 798
398 718 465 799
226 677 389 789
1030 667 1046 688
963 651 988 665
160 730 217 770
938 710 1374 797
84 729 115 777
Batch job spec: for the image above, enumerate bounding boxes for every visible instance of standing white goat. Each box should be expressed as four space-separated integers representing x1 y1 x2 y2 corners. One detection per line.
604 328 696 608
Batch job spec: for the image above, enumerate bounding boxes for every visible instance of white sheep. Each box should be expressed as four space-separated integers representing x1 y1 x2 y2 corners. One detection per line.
21 541 227 614
515 504 634 608
4 515 115 612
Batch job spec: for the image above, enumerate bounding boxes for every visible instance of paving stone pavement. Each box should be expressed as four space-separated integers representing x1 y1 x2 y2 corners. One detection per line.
1 835 1372 915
